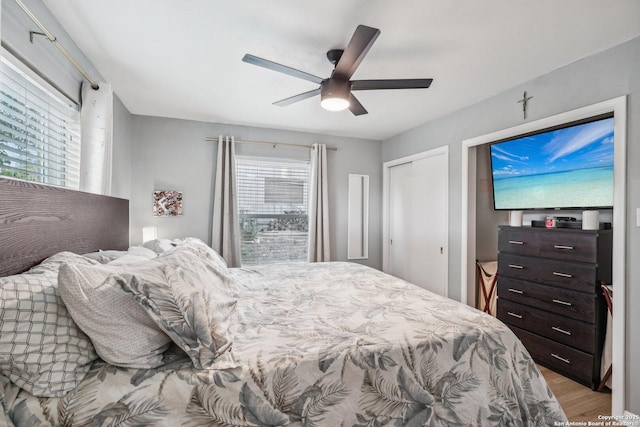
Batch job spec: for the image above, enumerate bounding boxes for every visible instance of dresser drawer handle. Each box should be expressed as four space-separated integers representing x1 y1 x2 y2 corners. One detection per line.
508 240 524 245
508 264 524 269
552 272 573 278
554 245 574 250
507 312 523 319
552 299 573 306
552 326 572 336
508 288 523 294
551 353 571 364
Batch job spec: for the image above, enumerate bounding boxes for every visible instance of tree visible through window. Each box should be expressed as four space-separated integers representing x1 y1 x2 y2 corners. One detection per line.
236 157 309 265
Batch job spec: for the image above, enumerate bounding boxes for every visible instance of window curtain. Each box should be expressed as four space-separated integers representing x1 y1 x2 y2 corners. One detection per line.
211 136 242 267
79 81 113 195
307 143 330 262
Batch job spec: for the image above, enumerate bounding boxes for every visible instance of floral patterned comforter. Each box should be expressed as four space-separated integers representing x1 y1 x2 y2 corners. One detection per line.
3 262 566 426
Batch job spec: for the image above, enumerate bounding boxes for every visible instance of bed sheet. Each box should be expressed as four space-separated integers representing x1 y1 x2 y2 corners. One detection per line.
6 262 566 426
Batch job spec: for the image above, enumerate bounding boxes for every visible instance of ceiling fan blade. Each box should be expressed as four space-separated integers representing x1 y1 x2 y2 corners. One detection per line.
243 54 324 84
349 94 368 116
333 25 380 81
273 88 321 106
351 79 433 90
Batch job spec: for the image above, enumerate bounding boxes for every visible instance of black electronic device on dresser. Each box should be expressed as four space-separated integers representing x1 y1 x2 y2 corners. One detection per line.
496 225 612 390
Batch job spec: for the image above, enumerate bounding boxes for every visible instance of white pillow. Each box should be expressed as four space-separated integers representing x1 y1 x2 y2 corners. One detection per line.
141 238 178 254
106 246 158 266
58 262 171 368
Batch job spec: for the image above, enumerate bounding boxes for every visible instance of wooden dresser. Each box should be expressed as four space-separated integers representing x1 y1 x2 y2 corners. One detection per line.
496 225 612 389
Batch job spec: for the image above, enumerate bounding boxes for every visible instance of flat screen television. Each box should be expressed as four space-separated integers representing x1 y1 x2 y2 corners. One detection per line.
490 113 614 210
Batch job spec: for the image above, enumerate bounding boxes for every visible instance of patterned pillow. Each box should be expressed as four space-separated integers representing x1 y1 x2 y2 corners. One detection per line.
0 253 98 397
58 262 172 368
112 245 238 370
174 237 229 274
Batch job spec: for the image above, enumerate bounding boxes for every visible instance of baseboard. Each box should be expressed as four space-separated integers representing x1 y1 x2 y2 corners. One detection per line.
622 411 640 427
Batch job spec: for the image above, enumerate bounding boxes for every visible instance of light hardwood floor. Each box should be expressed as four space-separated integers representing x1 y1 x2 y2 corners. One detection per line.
538 365 611 422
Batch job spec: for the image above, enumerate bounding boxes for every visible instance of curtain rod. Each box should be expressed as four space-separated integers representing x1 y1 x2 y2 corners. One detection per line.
13 0 100 90
205 137 337 151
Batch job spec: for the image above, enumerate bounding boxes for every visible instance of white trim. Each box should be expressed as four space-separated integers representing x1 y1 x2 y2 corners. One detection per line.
383 145 449 296
347 174 370 260
460 96 627 415
623 411 640 427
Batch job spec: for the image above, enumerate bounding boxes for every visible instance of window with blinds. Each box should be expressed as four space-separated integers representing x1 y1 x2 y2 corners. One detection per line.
0 54 81 189
236 157 310 265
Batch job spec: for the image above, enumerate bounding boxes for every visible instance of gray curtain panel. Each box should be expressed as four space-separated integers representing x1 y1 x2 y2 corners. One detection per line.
307 143 330 262
211 136 242 267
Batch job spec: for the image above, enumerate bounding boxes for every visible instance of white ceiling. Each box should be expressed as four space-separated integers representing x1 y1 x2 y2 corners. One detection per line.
43 0 640 141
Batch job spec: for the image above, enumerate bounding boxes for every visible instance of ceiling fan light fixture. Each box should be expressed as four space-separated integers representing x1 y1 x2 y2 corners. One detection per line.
321 96 350 111
320 79 350 112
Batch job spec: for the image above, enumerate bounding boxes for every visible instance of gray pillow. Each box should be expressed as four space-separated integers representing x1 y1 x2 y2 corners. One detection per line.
58 262 172 368
113 244 238 370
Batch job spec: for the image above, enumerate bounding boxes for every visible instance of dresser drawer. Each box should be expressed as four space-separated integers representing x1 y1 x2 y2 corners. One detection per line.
498 299 596 353
507 325 596 388
498 253 597 292
497 277 596 322
538 232 598 263
498 229 539 257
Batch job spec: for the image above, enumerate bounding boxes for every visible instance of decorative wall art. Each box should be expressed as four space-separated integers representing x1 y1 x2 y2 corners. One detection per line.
153 190 183 217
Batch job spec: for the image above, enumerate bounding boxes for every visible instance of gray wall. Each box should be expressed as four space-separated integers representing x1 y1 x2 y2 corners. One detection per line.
475 144 506 264
111 96 132 200
382 36 640 414
129 115 383 269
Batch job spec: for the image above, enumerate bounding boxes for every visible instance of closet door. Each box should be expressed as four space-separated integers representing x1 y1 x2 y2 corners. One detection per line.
386 147 448 296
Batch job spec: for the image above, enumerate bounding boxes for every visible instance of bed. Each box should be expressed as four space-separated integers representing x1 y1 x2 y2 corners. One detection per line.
0 178 567 426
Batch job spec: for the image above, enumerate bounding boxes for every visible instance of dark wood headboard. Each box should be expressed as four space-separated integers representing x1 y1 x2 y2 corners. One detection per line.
0 177 129 277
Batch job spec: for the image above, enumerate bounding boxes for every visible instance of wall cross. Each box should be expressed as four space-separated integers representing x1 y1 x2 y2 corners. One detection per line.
517 91 533 119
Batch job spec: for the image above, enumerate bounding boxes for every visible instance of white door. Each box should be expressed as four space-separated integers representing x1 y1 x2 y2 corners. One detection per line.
386 147 448 296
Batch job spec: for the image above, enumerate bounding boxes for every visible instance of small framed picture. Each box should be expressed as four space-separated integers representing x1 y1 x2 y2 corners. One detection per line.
153 190 183 217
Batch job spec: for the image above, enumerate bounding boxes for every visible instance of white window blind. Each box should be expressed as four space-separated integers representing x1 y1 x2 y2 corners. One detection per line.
0 54 81 189
236 157 310 265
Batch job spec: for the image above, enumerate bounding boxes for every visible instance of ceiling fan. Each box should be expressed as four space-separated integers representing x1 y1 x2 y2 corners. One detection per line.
242 25 433 116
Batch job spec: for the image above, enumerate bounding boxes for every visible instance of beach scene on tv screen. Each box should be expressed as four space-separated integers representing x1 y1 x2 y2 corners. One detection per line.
491 117 614 210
